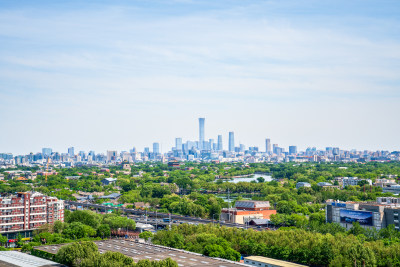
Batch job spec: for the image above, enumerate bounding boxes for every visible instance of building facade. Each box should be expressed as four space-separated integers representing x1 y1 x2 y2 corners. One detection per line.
220 200 276 224
326 197 400 231
199 118 205 150
229 132 235 152
0 192 64 233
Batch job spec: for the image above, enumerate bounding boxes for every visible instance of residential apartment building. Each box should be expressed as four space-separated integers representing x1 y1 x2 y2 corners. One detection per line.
0 192 64 233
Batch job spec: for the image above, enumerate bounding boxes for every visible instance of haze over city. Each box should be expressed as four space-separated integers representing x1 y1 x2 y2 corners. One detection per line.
0 0 399 155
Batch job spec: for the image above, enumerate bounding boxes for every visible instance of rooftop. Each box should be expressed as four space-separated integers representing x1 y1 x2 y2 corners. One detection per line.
36 240 248 267
244 256 307 267
0 251 62 267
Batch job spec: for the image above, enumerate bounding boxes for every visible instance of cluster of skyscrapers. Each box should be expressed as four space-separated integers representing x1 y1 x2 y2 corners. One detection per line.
0 118 399 166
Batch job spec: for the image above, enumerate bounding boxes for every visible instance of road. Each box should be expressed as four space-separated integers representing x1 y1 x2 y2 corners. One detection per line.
65 201 266 231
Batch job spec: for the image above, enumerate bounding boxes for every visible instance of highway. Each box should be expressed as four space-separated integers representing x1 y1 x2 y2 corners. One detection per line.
65 201 266 231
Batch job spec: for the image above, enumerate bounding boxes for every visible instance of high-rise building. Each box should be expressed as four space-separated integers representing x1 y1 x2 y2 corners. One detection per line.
107 150 117 162
209 139 214 151
289 146 297 155
217 135 223 151
199 118 205 150
42 148 52 158
153 142 160 154
68 147 74 157
239 144 245 152
229 132 235 152
175 138 182 150
88 151 95 161
333 147 340 155
265 139 271 153
273 144 278 154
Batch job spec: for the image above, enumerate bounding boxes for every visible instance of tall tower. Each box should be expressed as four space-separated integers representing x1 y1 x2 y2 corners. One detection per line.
217 135 223 151
229 132 235 152
265 139 271 154
175 138 182 150
153 142 160 154
199 118 205 150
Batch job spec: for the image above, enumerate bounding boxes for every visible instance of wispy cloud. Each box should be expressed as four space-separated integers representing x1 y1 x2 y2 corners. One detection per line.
0 0 399 153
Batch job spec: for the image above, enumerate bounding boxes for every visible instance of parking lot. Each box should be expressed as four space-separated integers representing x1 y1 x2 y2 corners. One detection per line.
36 239 247 267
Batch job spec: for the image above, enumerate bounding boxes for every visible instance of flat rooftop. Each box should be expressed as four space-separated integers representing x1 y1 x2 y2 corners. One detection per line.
244 256 307 267
35 239 248 267
0 251 62 267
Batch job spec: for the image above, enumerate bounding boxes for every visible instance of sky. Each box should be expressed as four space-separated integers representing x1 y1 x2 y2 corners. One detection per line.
0 0 399 155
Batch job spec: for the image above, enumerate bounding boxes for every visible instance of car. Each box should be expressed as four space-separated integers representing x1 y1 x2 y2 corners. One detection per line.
173 220 178 223
257 226 262 229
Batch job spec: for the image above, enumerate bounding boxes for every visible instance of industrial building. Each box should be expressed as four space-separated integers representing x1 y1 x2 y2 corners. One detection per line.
326 197 400 230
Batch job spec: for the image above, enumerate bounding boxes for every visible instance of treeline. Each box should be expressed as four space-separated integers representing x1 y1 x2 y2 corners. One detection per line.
51 241 178 267
152 223 400 266
22 210 135 252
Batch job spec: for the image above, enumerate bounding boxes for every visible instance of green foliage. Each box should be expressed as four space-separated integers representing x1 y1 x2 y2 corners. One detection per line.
103 214 136 230
139 231 154 241
63 222 97 239
55 241 98 266
67 210 102 229
55 241 177 267
152 223 400 266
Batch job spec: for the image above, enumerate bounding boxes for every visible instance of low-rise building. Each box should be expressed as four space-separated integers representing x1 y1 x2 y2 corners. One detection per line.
382 184 400 195
220 200 276 224
295 182 311 189
101 178 117 186
334 177 372 189
326 197 400 231
375 178 397 188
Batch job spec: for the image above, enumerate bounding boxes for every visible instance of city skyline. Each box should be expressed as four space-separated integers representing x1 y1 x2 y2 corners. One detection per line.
0 1 399 154
1 116 399 156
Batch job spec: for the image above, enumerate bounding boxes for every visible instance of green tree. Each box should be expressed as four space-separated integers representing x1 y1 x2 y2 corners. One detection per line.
139 231 154 241
63 222 96 239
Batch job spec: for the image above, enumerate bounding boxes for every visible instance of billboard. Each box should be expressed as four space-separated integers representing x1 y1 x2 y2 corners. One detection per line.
340 209 373 226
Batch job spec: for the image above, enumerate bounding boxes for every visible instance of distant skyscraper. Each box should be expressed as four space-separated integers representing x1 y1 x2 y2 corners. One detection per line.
153 142 160 154
68 147 74 157
273 144 278 154
209 139 214 151
265 139 271 153
229 132 235 152
289 146 297 155
333 147 340 155
217 135 223 151
88 151 95 161
239 144 245 152
199 118 205 150
175 138 182 150
107 150 117 162
42 148 52 158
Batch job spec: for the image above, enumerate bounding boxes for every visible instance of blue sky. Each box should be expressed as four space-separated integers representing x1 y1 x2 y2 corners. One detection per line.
0 0 399 154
